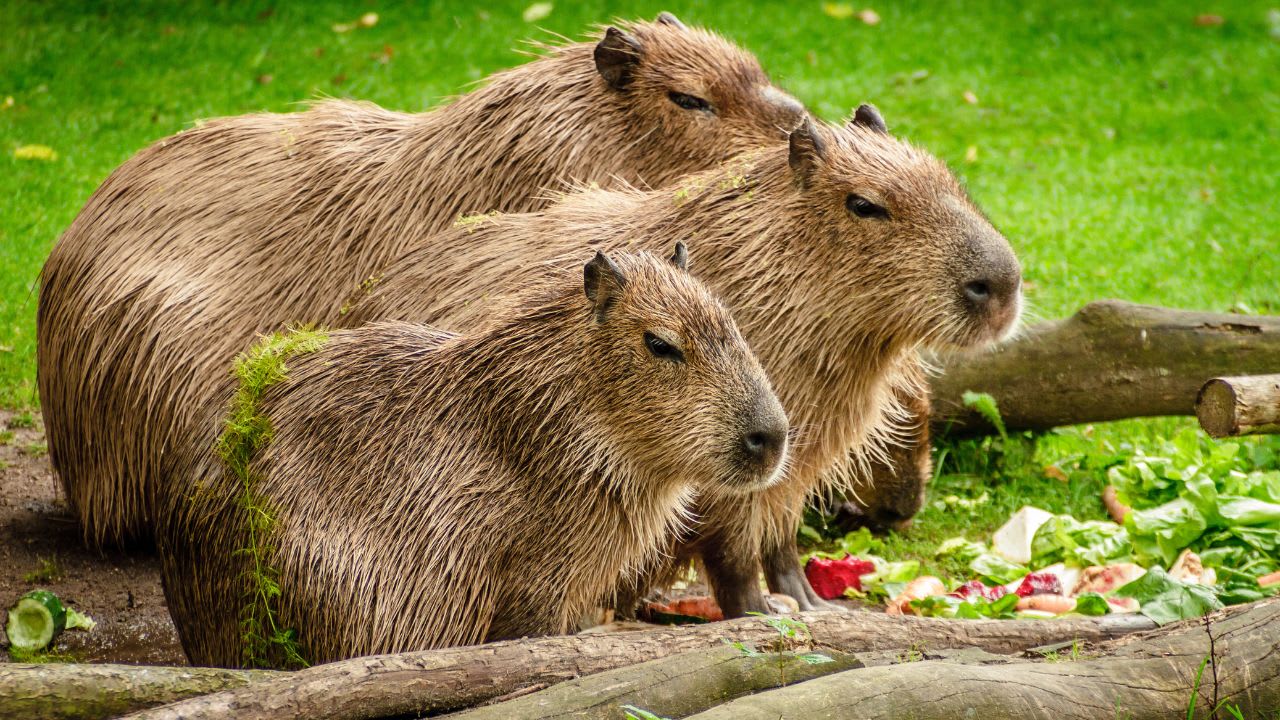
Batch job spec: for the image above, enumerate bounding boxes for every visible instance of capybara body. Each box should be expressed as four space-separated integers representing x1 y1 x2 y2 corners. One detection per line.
341 112 1023 616
160 249 788 666
37 15 805 547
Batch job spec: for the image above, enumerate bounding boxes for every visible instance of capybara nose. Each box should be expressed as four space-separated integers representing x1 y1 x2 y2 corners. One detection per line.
960 267 1018 311
962 279 992 305
743 428 783 461
742 403 788 475
959 250 1021 336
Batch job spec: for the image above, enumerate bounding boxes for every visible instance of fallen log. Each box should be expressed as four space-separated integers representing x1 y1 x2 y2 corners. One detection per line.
120 610 1153 720
685 600 1280 720
1197 374 1280 437
448 645 862 720
931 300 1280 435
0 663 278 720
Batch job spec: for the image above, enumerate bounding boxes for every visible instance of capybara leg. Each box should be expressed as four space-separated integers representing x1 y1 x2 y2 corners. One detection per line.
701 538 769 618
763 535 840 612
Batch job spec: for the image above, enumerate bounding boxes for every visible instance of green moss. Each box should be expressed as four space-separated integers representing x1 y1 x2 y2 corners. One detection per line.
453 211 501 233
337 273 383 316
217 327 328 669
8 647 80 664
23 556 62 584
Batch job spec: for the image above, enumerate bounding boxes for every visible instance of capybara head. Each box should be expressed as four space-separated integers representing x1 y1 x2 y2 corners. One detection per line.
579 243 788 492
593 13 805 176
782 106 1022 350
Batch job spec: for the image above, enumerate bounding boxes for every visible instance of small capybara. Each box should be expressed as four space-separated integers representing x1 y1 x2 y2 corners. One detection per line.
341 110 1022 616
159 246 789 666
37 13 805 547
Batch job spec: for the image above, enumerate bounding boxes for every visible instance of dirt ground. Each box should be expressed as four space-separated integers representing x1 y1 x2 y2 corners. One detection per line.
0 410 185 665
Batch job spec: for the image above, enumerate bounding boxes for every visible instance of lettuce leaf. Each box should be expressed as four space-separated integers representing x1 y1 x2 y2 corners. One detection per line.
969 553 1028 585
1072 592 1111 616
1031 514 1131 567
910 591 1019 620
1112 566 1223 625
1124 497 1208 567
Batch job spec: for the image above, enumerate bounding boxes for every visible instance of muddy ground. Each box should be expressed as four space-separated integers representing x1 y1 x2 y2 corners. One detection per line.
0 410 185 665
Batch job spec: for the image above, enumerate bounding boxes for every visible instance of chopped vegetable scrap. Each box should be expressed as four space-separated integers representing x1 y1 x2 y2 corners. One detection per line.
5 590 96 651
799 431 1279 623
805 555 875 599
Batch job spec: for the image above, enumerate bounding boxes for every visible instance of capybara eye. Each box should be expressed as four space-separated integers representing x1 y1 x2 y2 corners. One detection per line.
846 193 890 220
668 92 712 113
644 331 685 362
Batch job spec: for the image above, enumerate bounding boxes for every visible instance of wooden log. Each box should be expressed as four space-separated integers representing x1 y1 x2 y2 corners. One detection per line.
1196 374 1280 437
120 610 1153 720
447 645 863 720
686 600 1280 720
0 663 278 720
931 300 1280 435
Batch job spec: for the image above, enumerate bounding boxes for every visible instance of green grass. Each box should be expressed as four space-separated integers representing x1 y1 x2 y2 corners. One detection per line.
2 2 1277 563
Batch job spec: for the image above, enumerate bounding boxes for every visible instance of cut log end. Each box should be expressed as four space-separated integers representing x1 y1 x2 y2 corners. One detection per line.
1196 374 1280 438
1197 378 1241 437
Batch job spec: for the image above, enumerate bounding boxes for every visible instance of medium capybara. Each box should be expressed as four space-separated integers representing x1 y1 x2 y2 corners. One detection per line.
159 246 789 666
341 110 1022 616
37 14 805 547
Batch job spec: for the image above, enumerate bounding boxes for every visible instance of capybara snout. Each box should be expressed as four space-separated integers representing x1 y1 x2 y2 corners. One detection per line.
583 243 788 495
954 227 1022 344
733 385 789 491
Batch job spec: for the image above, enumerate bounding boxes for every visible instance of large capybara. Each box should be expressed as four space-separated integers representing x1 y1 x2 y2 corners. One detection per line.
341 111 1023 616
37 13 806 547
159 246 789 666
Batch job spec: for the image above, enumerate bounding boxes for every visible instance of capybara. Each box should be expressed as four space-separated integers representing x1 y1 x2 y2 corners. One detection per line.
37 14 805 547
159 246 789 666
340 110 1022 616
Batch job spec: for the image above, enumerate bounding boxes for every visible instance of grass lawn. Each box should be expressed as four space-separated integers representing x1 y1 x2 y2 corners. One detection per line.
2 1 1277 571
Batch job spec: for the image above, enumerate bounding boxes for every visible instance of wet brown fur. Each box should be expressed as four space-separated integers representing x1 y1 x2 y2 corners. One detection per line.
37 17 805 547
340 118 1021 615
158 250 786 665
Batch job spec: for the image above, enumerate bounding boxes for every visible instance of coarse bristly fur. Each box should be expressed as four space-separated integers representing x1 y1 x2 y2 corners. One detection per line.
37 14 806 548
159 249 788 666
342 113 1023 616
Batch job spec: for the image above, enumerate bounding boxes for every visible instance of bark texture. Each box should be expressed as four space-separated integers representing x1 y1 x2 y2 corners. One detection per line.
0 663 277 720
447 645 862 720
931 301 1280 435
120 610 1153 720
686 601 1280 720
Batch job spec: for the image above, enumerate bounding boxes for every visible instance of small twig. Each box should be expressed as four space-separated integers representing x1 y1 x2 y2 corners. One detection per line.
1204 615 1220 719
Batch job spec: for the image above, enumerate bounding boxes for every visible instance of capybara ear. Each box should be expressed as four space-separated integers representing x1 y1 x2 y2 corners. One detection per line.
850 103 888 135
788 116 827 188
584 251 628 322
595 27 644 90
655 11 688 30
669 241 689 271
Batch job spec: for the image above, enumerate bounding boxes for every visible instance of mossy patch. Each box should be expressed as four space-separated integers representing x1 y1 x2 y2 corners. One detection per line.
218 327 328 669
337 273 383 316
8 647 80 664
453 210 502 233
23 556 62 584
